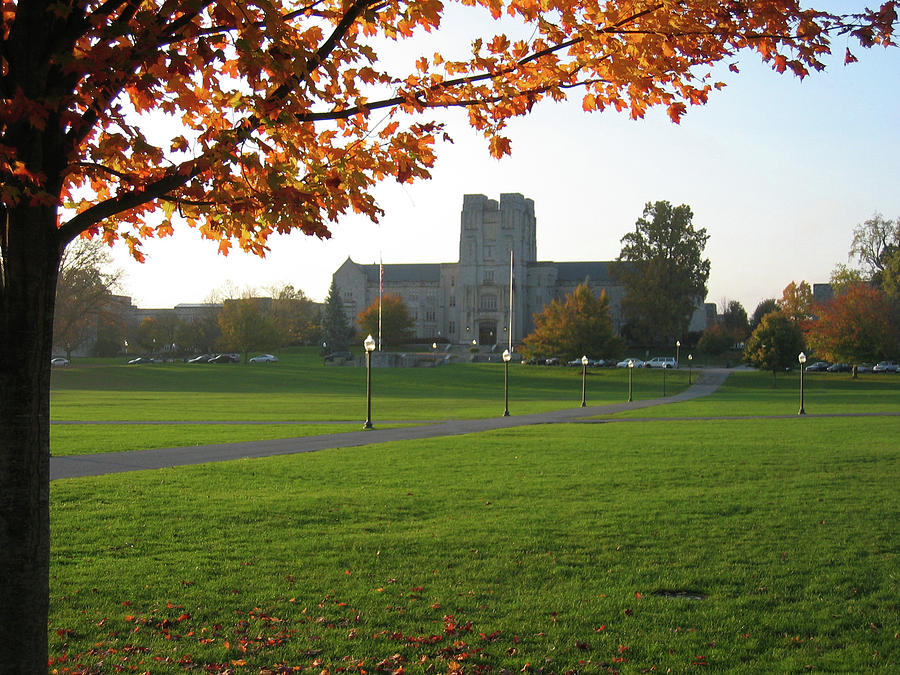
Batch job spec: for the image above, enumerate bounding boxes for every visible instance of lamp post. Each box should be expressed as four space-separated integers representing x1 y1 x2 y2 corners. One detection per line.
662 362 667 397
432 341 438 366
502 348 511 417
363 334 376 429
688 354 693 385
676 339 681 368
627 359 634 402
798 351 807 415
580 355 589 407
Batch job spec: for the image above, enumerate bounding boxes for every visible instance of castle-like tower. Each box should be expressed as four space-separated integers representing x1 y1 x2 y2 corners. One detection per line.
456 193 535 347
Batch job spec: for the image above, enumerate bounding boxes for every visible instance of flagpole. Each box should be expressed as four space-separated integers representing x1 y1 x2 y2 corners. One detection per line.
508 248 514 352
378 256 383 351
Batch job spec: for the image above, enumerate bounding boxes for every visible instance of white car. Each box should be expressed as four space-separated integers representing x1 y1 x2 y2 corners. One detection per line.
645 356 677 369
50 357 70 367
616 358 644 368
249 354 279 363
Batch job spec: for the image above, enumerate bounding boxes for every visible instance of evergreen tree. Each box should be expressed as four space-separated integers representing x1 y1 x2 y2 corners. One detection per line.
322 281 353 353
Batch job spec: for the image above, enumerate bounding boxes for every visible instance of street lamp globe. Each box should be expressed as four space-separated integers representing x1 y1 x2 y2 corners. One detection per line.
581 355 589 366
364 334 376 352
502 349 511 362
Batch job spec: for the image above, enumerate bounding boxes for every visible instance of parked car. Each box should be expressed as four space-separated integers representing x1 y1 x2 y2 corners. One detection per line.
873 361 899 373
249 354 279 363
805 361 830 372
50 357 70 367
826 363 851 372
616 358 644 368
209 353 240 364
543 357 560 366
127 356 159 364
324 351 353 362
645 356 677 369
856 364 874 374
187 353 215 364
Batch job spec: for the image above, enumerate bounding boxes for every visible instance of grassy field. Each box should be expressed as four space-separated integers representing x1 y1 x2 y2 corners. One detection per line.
50 416 899 673
47 356 900 672
50 349 693 456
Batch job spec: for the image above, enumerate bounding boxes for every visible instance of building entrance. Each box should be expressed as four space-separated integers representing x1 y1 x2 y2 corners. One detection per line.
478 321 497 346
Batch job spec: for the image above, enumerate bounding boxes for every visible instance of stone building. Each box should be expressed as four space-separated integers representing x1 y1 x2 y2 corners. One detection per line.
333 192 670 347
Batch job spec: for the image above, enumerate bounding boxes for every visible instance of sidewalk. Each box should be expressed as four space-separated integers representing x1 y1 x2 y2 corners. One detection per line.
50 369 731 481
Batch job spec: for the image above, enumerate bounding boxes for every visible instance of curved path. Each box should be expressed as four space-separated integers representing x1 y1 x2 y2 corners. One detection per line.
51 369 731 480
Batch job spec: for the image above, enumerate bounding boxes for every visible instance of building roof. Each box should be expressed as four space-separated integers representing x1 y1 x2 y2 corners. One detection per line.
551 261 617 284
359 262 443 283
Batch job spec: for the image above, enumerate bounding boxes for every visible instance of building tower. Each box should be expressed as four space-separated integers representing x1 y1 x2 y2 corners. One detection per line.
455 193 536 347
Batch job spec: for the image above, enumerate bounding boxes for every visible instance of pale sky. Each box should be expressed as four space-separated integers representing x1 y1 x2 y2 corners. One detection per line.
104 9 900 316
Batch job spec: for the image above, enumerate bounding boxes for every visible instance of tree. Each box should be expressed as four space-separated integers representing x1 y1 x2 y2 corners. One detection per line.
322 281 354 353
2 1 897 670
849 213 900 287
269 284 322 346
721 299 750 344
522 283 621 361
52 238 121 360
613 201 710 347
697 324 734 357
743 311 806 386
750 298 779 330
217 298 281 361
134 314 178 355
806 284 899 368
779 280 815 325
357 294 415 348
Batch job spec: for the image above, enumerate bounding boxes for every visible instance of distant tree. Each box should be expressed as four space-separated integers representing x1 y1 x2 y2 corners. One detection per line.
779 281 815 325
52 239 121 360
613 201 710 347
750 298 779 330
849 213 899 287
322 281 354 353
134 315 178 355
806 284 899 370
522 284 622 361
697 324 733 357
217 299 281 362
357 294 414 348
721 300 750 344
269 284 321 346
743 311 805 386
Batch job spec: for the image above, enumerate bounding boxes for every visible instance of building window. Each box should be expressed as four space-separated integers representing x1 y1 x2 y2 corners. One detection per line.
483 270 494 284
449 321 455 334
480 294 497 311
449 295 456 307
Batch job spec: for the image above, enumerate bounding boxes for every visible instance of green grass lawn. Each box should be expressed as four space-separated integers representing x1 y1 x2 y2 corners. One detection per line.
50 351 691 456
610 369 900 418
50 415 899 673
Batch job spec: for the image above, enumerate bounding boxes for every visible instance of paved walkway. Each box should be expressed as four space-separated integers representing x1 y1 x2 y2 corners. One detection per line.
52 369 732 480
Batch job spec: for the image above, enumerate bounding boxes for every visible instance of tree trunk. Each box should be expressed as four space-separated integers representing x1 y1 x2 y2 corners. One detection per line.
0 203 62 672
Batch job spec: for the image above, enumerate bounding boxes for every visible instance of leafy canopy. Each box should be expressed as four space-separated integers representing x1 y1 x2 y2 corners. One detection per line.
522 283 621 361
3 2 897 257
614 200 710 346
742 310 805 380
357 293 414 347
806 284 899 364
